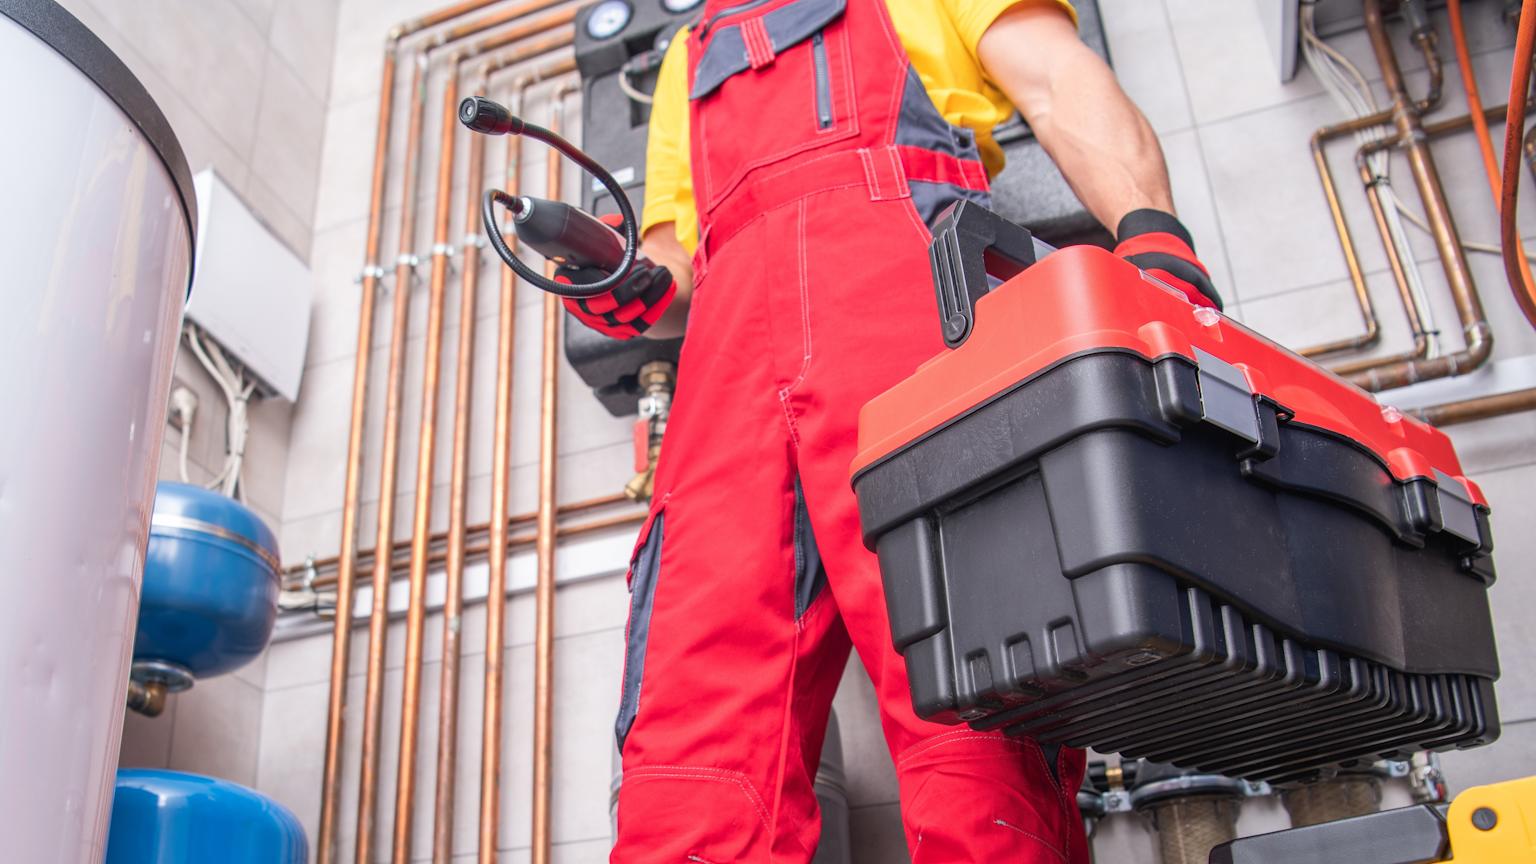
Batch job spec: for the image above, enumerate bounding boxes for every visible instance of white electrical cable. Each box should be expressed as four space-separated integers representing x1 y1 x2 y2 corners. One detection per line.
1302 6 1443 356
184 324 253 502
617 69 654 105
177 417 193 484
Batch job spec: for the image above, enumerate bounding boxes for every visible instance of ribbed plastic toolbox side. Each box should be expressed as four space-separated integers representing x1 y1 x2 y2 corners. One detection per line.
853 349 1499 783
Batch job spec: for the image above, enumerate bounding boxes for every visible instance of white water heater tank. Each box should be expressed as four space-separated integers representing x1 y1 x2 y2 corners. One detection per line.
0 2 197 861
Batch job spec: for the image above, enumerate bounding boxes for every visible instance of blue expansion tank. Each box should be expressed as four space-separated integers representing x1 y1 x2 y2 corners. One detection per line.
135 482 280 682
107 769 307 863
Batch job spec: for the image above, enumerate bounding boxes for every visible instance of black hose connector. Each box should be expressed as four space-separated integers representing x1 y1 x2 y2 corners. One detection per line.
458 96 640 299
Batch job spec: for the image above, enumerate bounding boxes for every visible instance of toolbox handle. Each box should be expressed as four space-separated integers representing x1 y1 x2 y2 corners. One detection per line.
930 202 1038 348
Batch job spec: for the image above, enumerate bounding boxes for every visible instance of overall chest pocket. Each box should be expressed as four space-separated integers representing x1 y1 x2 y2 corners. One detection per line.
691 0 858 207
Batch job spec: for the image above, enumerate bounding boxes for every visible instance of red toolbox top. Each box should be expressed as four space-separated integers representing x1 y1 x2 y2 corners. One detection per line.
852 245 1482 504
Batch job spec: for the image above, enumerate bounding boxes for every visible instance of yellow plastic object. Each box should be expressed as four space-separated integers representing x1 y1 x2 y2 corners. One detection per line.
1443 776 1536 862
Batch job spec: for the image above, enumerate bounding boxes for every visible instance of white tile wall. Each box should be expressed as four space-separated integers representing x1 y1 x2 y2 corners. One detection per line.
112 0 1536 861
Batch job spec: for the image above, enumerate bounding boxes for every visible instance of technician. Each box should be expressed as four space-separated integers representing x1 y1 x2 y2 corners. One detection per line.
566 1 1222 861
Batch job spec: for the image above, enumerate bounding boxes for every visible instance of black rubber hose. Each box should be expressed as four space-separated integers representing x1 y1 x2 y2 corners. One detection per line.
462 97 638 299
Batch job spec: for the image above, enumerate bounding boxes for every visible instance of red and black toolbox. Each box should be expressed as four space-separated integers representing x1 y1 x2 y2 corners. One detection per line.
851 204 1500 785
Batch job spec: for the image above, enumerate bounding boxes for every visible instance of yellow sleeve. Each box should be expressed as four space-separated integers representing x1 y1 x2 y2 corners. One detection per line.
945 0 1078 59
641 28 698 254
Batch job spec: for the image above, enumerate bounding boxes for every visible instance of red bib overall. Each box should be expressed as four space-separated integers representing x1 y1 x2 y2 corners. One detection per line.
611 0 1088 860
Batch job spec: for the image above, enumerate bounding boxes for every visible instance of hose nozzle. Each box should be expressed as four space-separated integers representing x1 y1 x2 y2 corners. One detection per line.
459 96 523 136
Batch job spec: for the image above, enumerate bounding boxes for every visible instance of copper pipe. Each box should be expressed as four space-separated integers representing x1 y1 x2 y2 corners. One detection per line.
479 82 526 864
1300 20 1446 362
440 0 570 44
1413 387 1536 426
393 0 508 40
355 53 430 864
485 43 577 78
318 36 397 864
1524 125 1536 182
433 64 488 864
390 65 463 864
532 84 576 864
1325 143 1433 378
328 5 589 860
1305 122 1383 358
1330 100 1536 374
463 7 578 58
1352 0 1492 393
291 492 633 583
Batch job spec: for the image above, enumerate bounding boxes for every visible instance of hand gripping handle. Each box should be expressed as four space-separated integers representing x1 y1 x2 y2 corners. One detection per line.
930 201 1038 348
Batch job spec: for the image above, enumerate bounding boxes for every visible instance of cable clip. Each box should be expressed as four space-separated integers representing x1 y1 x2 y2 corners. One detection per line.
431 242 457 258
397 253 421 269
354 264 387 284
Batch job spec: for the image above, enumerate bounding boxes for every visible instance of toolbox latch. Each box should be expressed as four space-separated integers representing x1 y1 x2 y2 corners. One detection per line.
1432 469 1482 546
1194 348 1262 445
929 202 1038 348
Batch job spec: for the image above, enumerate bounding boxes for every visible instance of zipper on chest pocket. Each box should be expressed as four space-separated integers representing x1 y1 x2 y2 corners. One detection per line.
812 31 832 129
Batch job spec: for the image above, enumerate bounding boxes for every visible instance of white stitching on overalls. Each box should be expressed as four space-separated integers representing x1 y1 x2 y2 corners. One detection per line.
778 199 814 446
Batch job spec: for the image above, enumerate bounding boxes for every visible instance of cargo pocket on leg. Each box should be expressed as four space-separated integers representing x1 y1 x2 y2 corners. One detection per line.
616 503 666 752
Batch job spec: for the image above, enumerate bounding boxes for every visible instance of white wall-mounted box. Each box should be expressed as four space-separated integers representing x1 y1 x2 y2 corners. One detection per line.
185 170 313 401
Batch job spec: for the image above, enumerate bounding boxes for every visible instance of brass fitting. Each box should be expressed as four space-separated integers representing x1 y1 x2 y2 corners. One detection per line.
126 679 169 718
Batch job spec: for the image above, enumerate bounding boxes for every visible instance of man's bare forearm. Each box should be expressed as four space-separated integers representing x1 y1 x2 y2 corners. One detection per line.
979 5 1175 232
640 224 693 339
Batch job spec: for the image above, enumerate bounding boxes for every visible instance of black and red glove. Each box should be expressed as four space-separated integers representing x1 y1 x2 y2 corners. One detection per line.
558 214 676 340
1113 209 1222 311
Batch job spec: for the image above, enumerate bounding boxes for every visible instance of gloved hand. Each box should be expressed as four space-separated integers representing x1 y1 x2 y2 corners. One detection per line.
559 261 676 340
1113 209 1222 310
558 214 676 340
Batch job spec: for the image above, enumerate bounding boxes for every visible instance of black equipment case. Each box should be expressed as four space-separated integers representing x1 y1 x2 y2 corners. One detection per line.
851 205 1501 785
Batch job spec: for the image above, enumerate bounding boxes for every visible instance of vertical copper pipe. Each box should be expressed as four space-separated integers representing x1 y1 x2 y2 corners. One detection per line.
1299 24 1445 364
531 86 575 864
1353 0 1493 392
433 65 488 864
480 82 526 864
1305 124 1382 357
356 53 429 864
391 64 462 864
1326 146 1432 377
317 37 396 864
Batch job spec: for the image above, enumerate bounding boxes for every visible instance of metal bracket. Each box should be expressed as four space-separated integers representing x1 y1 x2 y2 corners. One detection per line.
354 263 387 284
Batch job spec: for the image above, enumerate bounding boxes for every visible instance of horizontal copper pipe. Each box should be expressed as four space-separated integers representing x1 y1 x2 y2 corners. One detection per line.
289 493 634 581
391 0 508 41
439 0 569 44
459 7 578 57
1412 387 1536 426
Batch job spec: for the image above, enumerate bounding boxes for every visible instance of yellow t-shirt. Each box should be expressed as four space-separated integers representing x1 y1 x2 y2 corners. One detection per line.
642 0 1077 252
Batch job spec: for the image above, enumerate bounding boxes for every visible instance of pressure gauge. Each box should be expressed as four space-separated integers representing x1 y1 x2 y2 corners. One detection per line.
662 0 704 12
586 0 633 40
